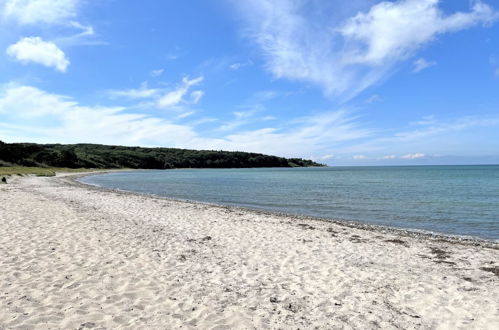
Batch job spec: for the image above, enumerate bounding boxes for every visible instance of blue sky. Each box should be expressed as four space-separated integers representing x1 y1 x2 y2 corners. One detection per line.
1 0 499 165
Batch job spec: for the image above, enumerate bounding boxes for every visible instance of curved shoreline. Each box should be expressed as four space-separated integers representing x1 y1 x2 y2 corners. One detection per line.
1 172 498 328
72 171 498 248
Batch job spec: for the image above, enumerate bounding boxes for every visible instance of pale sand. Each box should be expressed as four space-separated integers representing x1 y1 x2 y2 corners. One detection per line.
0 174 498 330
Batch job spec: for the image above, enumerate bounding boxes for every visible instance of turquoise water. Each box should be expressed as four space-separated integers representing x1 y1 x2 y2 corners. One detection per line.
81 166 499 240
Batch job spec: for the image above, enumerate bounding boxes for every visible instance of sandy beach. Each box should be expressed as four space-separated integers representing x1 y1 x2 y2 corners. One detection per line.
0 173 498 329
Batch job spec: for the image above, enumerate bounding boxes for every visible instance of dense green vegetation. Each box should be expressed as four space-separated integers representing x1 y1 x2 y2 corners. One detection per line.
0 141 324 169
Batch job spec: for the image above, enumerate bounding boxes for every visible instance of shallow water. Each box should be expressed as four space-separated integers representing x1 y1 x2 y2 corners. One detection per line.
81 166 499 240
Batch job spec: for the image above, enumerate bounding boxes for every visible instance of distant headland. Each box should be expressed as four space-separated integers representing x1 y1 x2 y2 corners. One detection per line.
0 141 325 170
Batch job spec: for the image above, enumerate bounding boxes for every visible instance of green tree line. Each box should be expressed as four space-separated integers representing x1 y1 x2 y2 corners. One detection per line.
0 141 325 169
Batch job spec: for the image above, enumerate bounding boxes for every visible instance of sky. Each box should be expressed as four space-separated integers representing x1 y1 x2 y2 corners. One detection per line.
1 0 499 166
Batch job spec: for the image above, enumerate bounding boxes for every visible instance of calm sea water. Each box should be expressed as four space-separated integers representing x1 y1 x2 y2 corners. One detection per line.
81 166 499 240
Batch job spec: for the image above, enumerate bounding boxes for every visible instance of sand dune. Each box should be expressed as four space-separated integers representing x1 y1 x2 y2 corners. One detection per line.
0 174 498 329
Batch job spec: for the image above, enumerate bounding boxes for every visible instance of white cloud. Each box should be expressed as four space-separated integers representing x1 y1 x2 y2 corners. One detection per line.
2 1 99 47
213 109 371 156
229 63 243 70
236 0 497 98
229 61 253 70
320 154 335 160
69 21 94 37
6 36 69 72
217 117 249 132
234 110 256 119
190 117 218 126
336 114 499 158
339 0 496 65
5 85 495 161
0 84 372 158
151 69 164 77
213 110 370 156
1 0 79 25
109 83 160 99
190 90 204 104
0 84 76 117
394 115 499 141
383 153 424 159
412 58 436 73
110 77 204 110
175 111 196 120
400 153 425 159
410 115 436 126
52 21 103 47
157 90 184 108
0 85 206 147
157 76 203 108
215 90 284 132
217 109 266 132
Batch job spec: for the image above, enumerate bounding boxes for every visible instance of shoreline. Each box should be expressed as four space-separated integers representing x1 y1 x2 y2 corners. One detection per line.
74 171 498 248
1 173 498 328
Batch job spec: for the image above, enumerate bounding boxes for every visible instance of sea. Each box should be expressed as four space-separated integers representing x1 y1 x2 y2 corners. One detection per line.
80 165 499 240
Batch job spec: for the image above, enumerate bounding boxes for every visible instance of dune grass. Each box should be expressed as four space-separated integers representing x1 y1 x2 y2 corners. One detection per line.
0 167 105 177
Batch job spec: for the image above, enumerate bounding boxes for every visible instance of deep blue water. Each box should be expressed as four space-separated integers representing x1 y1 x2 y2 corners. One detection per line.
80 166 499 240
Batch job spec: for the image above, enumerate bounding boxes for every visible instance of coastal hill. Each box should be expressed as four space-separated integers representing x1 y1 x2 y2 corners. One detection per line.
0 141 324 169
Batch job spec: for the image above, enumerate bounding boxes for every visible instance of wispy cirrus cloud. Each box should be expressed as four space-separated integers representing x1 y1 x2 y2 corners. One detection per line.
215 90 284 132
217 110 260 132
394 115 499 141
151 69 164 77
1 0 80 25
109 76 205 110
229 60 253 70
190 90 204 104
235 0 498 99
0 84 372 158
1 0 101 47
337 114 499 158
54 21 106 47
109 82 161 99
6 36 70 72
212 110 371 156
412 58 436 73
2 84 498 161
157 76 204 108
0 84 205 147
